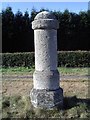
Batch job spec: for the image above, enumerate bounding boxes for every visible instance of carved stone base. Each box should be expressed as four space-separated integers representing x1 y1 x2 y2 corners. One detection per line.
30 87 63 109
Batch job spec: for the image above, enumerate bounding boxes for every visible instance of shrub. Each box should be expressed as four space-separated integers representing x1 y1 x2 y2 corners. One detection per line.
1 52 34 68
0 51 90 68
58 51 90 67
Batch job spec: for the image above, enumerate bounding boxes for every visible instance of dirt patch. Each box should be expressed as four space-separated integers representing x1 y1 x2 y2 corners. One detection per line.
2 80 89 99
2 80 33 96
61 81 88 98
2 80 90 119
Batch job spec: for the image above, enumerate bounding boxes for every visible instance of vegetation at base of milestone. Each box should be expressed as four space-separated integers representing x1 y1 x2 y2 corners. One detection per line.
2 95 90 119
1 51 90 68
1 7 90 53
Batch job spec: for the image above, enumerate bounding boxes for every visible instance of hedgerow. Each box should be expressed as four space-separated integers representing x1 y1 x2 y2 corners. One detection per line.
0 51 90 68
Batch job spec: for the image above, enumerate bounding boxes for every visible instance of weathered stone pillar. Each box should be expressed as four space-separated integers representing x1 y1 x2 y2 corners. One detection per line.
30 11 63 109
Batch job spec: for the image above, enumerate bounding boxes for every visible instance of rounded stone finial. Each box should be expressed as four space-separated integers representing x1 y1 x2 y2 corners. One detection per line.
34 11 56 20
32 11 59 30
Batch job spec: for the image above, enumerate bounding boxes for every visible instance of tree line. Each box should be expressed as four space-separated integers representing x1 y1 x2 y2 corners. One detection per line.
1 7 90 52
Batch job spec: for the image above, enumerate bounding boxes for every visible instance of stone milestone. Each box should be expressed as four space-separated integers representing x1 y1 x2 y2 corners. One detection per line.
30 11 63 109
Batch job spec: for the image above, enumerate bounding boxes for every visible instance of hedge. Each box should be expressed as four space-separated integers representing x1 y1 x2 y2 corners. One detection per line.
58 51 90 67
0 51 90 68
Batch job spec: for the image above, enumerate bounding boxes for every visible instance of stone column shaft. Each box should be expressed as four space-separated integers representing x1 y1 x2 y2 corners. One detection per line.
34 29 57 71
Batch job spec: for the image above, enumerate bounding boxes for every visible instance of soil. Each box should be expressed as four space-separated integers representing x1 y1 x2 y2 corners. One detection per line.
2 79 89 99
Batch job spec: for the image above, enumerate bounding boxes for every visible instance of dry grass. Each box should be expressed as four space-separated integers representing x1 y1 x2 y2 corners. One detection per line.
1 79 90 119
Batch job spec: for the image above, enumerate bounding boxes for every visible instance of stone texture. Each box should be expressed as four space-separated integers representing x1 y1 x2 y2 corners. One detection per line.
33 70 60 90
32 11 59 30
30 87 63 109
34 11 56 20
32 19 59 30
34 29 57 71
30 11 63 109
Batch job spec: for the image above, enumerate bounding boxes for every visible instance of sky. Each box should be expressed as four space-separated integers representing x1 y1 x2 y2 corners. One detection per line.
0 2 89 15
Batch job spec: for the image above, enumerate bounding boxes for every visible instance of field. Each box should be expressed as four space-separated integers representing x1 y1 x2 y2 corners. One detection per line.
1 67 90 119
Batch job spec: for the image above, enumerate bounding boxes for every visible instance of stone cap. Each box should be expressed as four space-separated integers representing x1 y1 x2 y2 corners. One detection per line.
34 11 56 20
32 11 59 30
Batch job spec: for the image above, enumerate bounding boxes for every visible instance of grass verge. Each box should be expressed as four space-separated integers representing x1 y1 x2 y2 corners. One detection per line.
1 95 90 119
1 67 89 76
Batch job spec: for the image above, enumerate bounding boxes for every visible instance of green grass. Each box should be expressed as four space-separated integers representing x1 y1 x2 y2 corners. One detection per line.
58 67 89 75
1 67 89 76
1 67 35 75
1 95 90 119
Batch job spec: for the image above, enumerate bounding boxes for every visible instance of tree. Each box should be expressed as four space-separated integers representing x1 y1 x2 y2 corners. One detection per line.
78 11 88 50
2 7 14 52
2 7 90 52
58 9 72 50
23 11 34 51
30 8 37 22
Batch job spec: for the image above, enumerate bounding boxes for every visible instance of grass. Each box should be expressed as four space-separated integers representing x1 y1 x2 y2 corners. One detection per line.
58 67 89 75
1 66 90 118
1 67 34 73
1 78 89 119
1 95 90 119
1 67 89 76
